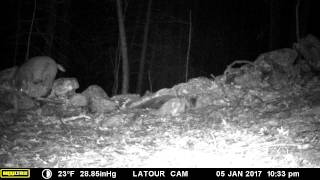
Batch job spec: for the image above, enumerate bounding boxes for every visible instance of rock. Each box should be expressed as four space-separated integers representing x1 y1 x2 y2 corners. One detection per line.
16 93 38 110
255 48 297 69
154 97 189 116
89 98 117 113
99 114 125 129
0 66 38 111
0 91 38 111
82 85 109 99
129 95 174 109
0 66 17 87
172 77 216 96
253 48 298 89
49 77 79 98
294 34 320 70
111 94 140 108
69 94 88 107
82 85 117 113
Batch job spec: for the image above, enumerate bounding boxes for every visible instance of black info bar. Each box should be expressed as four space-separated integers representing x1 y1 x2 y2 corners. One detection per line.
0 168 313 179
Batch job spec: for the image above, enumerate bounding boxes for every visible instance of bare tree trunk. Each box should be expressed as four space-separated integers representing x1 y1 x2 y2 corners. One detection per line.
185 10 192 82
112 41 121 95
137 0 153 94
25 0 37 60
148 44 156 92
112 2 129 95
116 0 130 94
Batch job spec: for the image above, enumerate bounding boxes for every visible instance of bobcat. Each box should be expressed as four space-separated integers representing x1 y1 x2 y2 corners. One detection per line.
5 56 65 113
14 56 65 98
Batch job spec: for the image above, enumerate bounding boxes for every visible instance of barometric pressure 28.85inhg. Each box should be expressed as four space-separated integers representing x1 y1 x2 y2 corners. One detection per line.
79 170 116 178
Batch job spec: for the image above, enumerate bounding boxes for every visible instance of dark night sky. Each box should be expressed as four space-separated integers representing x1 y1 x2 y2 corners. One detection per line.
0 0 319 94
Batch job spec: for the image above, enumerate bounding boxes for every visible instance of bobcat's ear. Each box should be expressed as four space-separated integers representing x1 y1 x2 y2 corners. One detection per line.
57 64 66 72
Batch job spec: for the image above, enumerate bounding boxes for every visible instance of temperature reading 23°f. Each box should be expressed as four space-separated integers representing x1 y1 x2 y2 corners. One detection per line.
58 170 75 178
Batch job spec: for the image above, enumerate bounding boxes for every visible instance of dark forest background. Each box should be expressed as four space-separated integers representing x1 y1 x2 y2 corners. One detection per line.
0 0 319 95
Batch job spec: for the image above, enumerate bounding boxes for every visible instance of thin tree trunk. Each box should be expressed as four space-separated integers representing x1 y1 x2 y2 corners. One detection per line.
112 41 121 95
185 10 192 82
148 44 156 92
137 0 152 94
25 0 37 60
113 2 129 95
116 0 130 94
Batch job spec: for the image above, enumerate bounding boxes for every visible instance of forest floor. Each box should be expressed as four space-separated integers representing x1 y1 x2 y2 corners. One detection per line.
1 87 319 168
